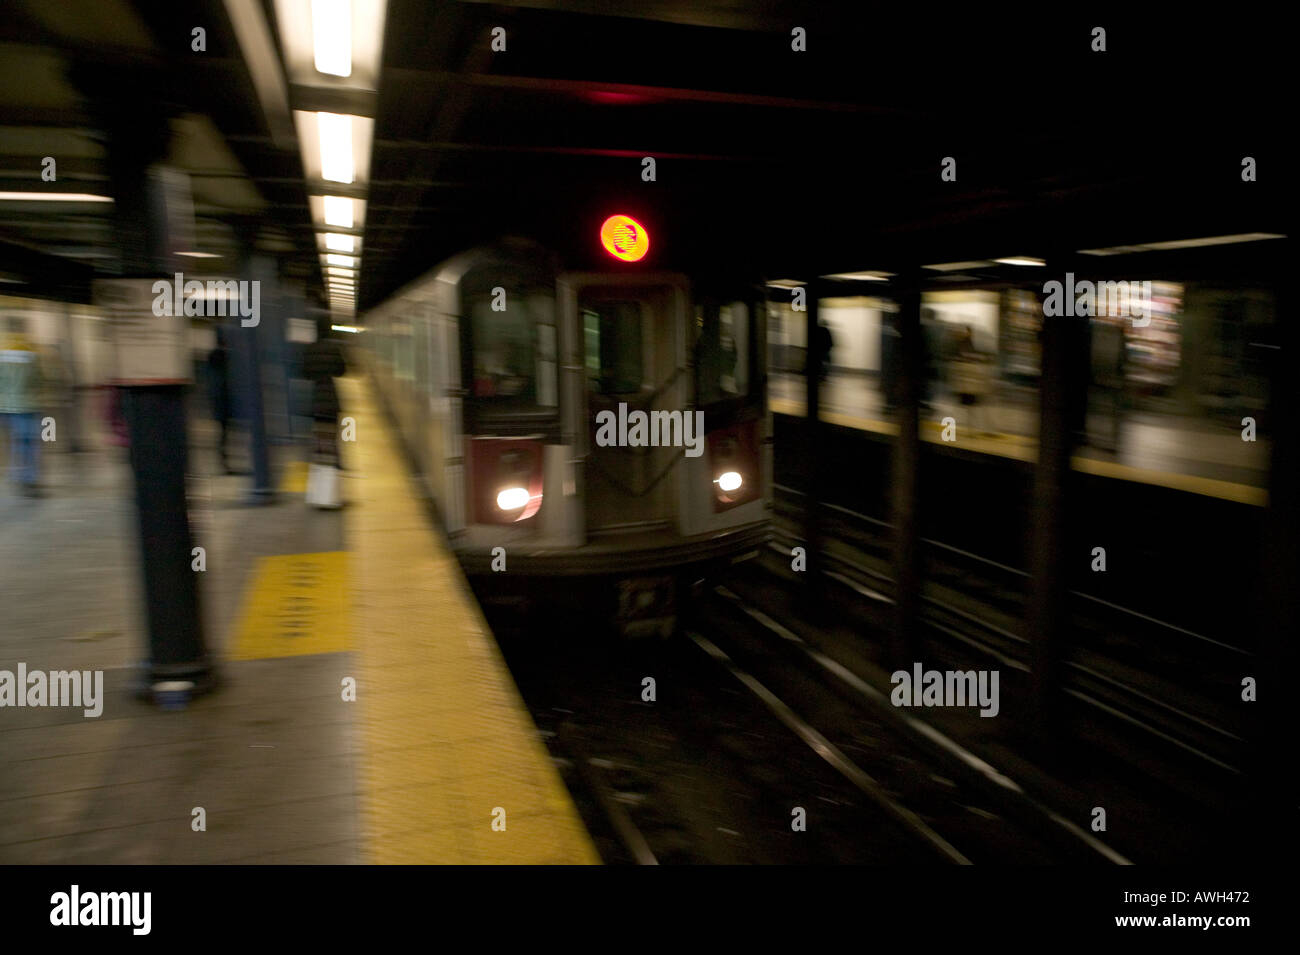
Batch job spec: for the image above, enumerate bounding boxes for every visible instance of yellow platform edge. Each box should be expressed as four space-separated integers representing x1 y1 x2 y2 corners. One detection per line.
769 397 1267 507
340 376 601 865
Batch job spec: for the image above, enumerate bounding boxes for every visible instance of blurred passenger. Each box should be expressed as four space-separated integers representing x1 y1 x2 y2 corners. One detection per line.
302 316 347 469
1069 317 1093 445
1090 319 1126 453
812 321 834 383
880 311 900 412
920 308 942 410
949 325 993 433
207 325 234 473
103 386 129 447
0 332 44 496
37 344 71 449
474 346 502 397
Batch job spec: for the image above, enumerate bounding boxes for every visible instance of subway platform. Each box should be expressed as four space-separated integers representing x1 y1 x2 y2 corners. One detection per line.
0 377 599 865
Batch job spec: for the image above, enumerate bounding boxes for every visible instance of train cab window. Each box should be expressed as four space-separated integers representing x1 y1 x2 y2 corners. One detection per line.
584 302 643 395
469 292 536 401
694 300 753 405
463 287 558 429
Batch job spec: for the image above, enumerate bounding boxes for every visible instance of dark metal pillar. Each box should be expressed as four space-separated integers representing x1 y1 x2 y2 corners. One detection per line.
890 277 924 666
232 221 274 503
801 283 825 610
1026 255 1079 733
1254 250 1297 853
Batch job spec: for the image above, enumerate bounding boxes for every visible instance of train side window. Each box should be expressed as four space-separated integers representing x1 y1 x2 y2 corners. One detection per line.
584 302 643 395
395 321 414 381
694 300 752 404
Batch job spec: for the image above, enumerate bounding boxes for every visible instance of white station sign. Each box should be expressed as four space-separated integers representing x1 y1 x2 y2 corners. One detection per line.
94 279 192 386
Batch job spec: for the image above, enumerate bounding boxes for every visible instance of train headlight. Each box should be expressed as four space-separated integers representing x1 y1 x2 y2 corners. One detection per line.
496 486 530 511
714 471 743 492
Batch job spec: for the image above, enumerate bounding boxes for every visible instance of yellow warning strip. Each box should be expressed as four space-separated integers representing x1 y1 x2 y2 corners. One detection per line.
771 397 1266 506
281 459 308 494
1071 456 1267 506
341 377 600 864
226 551 350 660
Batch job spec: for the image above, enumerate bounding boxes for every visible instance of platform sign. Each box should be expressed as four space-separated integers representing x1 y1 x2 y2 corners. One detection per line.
287 317 317 343
94 278 192 385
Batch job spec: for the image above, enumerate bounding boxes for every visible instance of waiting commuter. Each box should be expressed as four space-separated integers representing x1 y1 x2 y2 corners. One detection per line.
1090 319 1126 453
302 316 347 472
0 331 44 496
207 325 234 473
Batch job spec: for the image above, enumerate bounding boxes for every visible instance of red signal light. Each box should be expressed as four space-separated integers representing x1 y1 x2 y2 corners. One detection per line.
600 214 649 262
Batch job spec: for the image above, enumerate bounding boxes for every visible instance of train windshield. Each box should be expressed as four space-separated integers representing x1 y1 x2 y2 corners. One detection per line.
467 289 557 412
583 302 643 395
694 300 754 405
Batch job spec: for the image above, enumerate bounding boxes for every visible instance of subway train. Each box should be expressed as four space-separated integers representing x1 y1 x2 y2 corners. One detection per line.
363 235 771 632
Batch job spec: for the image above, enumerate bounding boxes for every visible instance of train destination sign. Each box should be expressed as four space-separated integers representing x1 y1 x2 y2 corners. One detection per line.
600 214 649 262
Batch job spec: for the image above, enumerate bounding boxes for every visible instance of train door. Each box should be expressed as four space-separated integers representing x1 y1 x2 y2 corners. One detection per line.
568 275 689 538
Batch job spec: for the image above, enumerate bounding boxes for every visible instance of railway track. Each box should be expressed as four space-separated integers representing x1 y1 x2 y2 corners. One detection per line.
481 488 1252 864
487 588 1090 864
771 484 1251 779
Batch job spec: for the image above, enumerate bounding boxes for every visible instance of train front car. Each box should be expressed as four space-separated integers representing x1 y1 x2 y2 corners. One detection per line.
555 270 771 633
365 237 771 636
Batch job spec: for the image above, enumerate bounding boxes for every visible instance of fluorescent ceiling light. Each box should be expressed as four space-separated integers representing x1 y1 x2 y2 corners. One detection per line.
177 251 221 259
822 270 895 281
318 112 354 183
0 192 113 202
323 233 355 252
325 253 357 268
923 260 995 272
322 195 353 228
274 0 387 90
765 279 804 288
1079 233 1287 255
326 266 354 277
993 256 1045 267
331 324 361 333
312 0 352 77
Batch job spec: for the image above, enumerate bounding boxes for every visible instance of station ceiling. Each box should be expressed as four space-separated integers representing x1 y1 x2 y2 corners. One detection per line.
0 2 1287 308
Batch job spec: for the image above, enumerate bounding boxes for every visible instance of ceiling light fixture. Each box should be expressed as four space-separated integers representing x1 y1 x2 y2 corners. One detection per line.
312 0 352 77
322 195 353 228
0 192 113 202
318 112 354 183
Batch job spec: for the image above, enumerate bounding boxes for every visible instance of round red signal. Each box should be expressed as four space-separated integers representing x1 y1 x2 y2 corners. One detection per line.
600 214 649 262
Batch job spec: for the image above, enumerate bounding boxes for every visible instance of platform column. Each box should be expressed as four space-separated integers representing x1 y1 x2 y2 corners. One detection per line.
231 219 275 503
1254 248 1297 852
801 281 825 611
1025 253 1081 734
890 275 924 666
